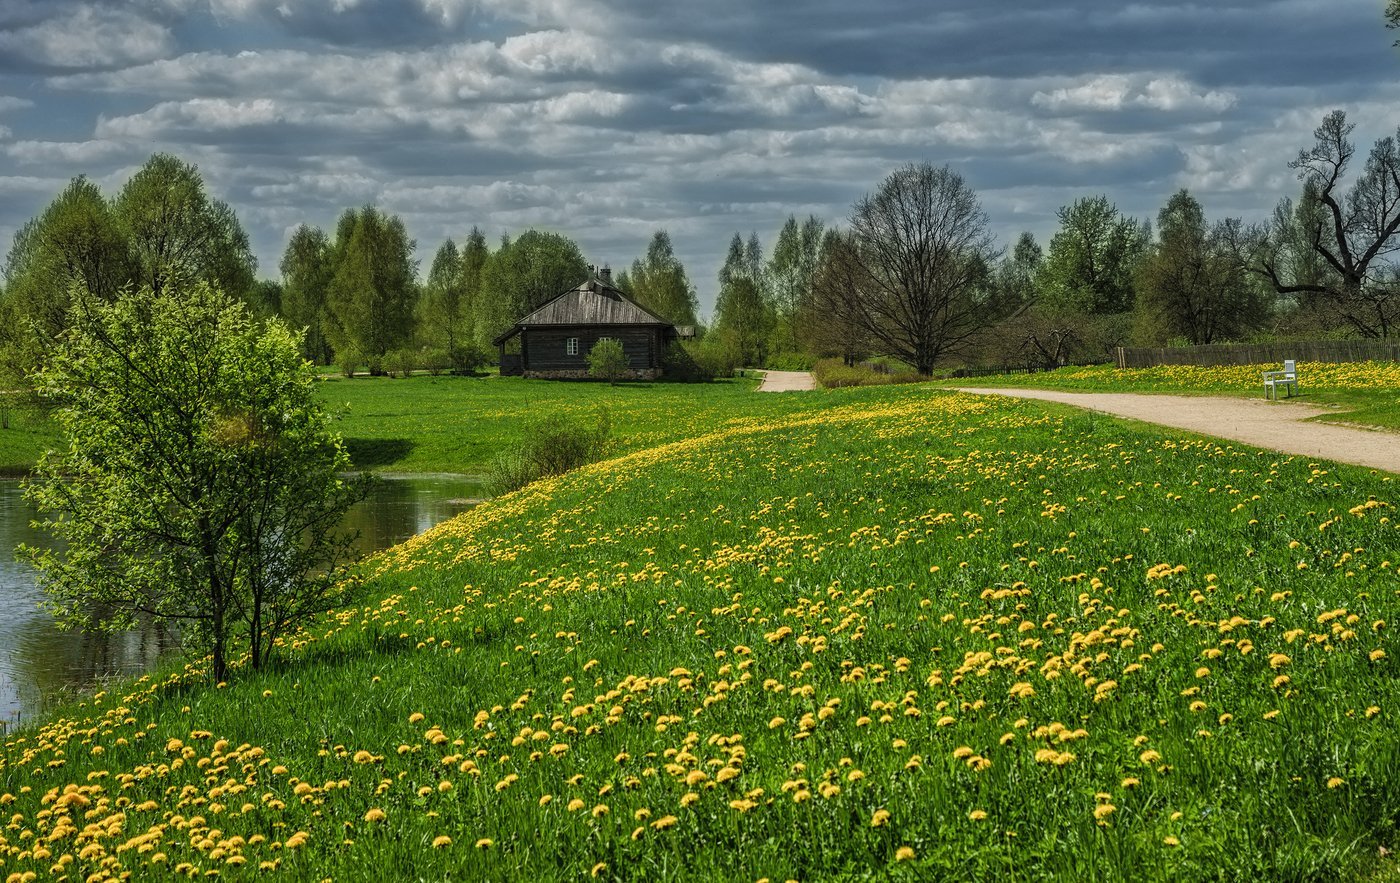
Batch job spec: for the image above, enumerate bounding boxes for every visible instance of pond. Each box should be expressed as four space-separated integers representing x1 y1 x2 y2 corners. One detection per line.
0 473 484 728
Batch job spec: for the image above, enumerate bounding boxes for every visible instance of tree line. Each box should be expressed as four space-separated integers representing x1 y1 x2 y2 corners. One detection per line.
703 110 1399 376
4 108 1397 387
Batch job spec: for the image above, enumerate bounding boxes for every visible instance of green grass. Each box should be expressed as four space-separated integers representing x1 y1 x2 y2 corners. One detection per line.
317 374 851 474
0 375 832 477
3 384 1399 881
935 361 1400 430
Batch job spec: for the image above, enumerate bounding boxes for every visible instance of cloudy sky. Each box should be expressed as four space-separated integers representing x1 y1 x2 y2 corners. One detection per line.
0 0 1396 313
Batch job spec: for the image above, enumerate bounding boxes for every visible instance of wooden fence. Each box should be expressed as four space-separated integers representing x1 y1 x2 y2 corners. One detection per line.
1115 339 1400 369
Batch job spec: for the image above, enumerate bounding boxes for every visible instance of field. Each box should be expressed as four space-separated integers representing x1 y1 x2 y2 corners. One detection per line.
0 374 819 477
940 361 1400 430
2 382 1398 881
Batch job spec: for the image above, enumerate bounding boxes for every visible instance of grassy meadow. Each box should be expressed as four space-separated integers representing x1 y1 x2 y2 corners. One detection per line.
2 382 1399 881
938 361 1400 430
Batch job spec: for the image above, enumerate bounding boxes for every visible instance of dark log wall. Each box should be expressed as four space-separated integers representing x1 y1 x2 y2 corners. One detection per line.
523 327 660 371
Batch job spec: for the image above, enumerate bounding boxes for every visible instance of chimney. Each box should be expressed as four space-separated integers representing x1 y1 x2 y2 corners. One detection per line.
599 265 612 284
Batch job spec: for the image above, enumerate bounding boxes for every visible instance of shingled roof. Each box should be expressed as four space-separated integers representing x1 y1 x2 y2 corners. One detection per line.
492 276 672 345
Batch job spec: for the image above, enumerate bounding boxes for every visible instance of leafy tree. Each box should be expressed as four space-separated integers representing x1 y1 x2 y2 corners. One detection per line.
114 153 256 300
832 163 1007 375
713 232 774 367
279 225 335 365
587 337 629 385
418 238 475 368
1389 0 1399 43
768 215 826 354
1232 111 1400 338
474 230 588 349
324 206 419 374
1038 195 1148 315
20 280 369 682
1135 190 1267 345
0 176 133 385
627 230 699 325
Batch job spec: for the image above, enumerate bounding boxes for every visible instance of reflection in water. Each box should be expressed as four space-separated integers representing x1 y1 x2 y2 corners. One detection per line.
0 474 482 727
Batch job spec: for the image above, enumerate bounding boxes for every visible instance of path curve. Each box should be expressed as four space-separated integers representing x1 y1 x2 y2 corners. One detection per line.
757 370 816 392
952 387 1400 474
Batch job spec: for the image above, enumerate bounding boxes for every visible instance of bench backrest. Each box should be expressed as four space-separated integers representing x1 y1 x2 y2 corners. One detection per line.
1283 359 1296 377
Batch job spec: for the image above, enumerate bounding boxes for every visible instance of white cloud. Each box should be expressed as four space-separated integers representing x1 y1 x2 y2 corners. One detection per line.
0 6 173 69
1031 74 1235 114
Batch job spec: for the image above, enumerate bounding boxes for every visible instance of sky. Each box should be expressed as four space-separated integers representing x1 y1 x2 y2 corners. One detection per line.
0 0 1397 315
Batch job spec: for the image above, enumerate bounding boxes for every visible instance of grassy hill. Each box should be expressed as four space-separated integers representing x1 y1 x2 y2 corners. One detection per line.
2 384 1398 881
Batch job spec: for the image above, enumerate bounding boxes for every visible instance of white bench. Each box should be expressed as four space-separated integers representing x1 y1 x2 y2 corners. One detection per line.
1262 359 1299 400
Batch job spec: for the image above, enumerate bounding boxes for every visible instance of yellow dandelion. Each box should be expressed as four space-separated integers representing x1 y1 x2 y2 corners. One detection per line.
363 808 386 823
895 846 915 862
432 835 452 849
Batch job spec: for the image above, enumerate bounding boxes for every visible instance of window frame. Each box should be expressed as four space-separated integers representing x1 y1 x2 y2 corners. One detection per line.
565 337 579 356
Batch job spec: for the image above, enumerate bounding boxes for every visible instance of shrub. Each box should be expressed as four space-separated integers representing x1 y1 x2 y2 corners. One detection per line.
660 341 714 383
338 345 365 378
486 411 611 496
383 348 417 378
418 347 453 376
765 351 817 371
811 358 926 388
448 343 489 375
587 338 629 385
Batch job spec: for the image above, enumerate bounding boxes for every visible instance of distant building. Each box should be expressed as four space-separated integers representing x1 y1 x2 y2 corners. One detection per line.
493 267 691 380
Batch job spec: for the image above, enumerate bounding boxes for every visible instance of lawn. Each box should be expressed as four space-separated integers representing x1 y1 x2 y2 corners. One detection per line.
3 384 1398 881
935 361 1400 430
321 373 811 474
0 374 838 477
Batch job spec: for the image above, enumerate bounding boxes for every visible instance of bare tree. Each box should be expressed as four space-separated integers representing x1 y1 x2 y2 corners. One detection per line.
836 163 1008 374
1235 111 1400 338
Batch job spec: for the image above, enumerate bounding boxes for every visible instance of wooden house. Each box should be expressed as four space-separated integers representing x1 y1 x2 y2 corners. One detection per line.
494 267 688 380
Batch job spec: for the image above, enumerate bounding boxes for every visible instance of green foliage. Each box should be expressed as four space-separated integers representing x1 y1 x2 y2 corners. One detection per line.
418 237 478 368
339 344 365 378
114 153 256 301
626 230 699 326
586 337 630 385
280 224 335 364
1038 194 1148 315
713 232 774 367
767 214 825 354
0 176 132 389
485 411 611 496
19 280 368 681
324 206 418 372
383 347 418 378
1134 190 1268 345
474 230 588 349
763 351 816 371
810 357 924 387
659 341 714 382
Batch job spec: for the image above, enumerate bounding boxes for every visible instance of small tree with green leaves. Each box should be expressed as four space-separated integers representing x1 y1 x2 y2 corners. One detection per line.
587 337 629 385
20 280 370 682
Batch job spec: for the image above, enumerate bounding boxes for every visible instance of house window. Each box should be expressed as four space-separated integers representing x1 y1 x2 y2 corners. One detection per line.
566 337 578 356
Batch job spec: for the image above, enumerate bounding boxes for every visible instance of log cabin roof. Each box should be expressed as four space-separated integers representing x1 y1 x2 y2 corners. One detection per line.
492 277 673 345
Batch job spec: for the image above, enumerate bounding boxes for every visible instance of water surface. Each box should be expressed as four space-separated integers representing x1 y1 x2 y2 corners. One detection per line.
0 474 482 728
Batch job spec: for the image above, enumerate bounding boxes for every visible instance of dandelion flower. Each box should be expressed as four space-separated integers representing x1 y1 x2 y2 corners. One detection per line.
895 846 915 862
363 808 386 823
432 836 452 849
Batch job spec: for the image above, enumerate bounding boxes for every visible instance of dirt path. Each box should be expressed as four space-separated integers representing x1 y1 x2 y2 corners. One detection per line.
952 387 1400 474
757 370 816 392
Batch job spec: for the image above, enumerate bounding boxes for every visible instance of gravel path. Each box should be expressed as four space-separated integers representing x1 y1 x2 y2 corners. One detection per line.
757 370 817 392
952 387 1400 474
